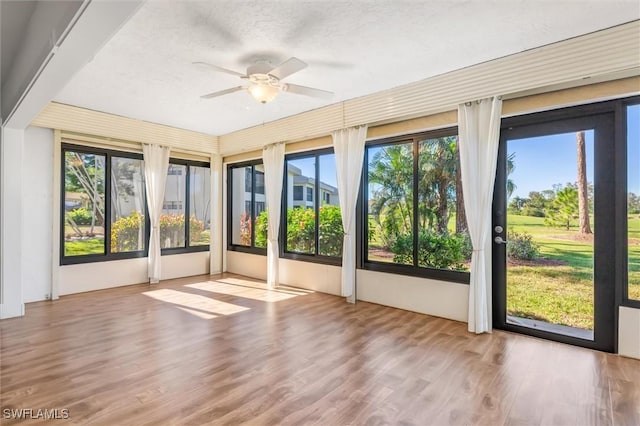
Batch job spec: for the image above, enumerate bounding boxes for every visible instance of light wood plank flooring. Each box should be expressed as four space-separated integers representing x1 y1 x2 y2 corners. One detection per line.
1 273 639 425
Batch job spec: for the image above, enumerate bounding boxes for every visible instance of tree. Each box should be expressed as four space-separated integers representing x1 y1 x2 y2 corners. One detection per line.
65 152 105 234
629 192 640 215
521 191 553 217
455 142 466 233
545 187 579 230
508 196 525 214
369 144 414 247
506 152 517 200
418 137 457 234
111 158 140 220
576 131 592 234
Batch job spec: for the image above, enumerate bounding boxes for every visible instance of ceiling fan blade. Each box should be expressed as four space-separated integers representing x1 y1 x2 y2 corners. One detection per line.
268 57 307 80
200 86 245 99
283 83 333 100
193 61 246 78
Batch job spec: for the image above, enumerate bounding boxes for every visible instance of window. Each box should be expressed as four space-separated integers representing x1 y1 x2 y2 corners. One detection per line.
255 169 265 195
161 160 212 252
61 145 210 264
283 149 342 262
163 201 183 210
323 192 331 204
362 129 470 283
161 164 187 248
228 160 267 253
63 149 106 258
189 165 211 247
628 103 640 302
244 167 252 193
111 157 146 253
62 145 147 264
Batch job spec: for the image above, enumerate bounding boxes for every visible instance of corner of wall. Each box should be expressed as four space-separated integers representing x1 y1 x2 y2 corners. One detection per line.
619 306 640 359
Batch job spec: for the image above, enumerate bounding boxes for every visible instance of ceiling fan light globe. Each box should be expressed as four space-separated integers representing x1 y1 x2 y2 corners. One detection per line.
248 84 279 103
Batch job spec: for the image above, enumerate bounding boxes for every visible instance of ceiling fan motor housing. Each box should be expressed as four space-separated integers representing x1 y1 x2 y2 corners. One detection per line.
247 60 275 77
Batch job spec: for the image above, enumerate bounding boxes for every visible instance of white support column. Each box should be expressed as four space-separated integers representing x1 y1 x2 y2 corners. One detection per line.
210 153 223 275
51 130 62 300
1 127 25 318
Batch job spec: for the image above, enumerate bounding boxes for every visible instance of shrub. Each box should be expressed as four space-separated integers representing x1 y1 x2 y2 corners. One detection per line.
255 210 268 248
522 207 545 217
238 211 252 246
160 213 186 247
67 207 93 225
189 215 205 243
286 207 316 253
392 231 469 270
278 206 345 255
507 230 540 260
459 232 473 261
318 205 343 257
111 211 144 252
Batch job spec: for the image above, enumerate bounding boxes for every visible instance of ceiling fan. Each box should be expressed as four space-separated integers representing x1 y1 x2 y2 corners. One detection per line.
194 57 333 104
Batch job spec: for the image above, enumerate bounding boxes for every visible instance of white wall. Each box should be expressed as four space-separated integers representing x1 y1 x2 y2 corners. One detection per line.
59 251 209 295
226 250 467 321
1 127 24 318
357 269 468 322
280 258 341 295
619 306 640 359
22 126 53 302
226 251 266 281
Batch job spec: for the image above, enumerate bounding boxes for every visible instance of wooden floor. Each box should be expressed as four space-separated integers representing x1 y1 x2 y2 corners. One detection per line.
2 274 639 425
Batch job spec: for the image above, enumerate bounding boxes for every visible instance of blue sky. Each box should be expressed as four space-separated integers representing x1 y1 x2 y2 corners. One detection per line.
509 104 640 198
508 130 595 199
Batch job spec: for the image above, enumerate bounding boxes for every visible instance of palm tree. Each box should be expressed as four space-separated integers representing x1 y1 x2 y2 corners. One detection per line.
576 131 592 234
418 137 457 234
506 152 517 200
368 144 414 247
545 186 579 230
455 143 466 234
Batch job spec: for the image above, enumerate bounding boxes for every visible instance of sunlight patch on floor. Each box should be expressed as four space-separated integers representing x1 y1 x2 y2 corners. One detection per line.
185 280 306 303
175 306 217 319
142 288 249 319
187 281 297 302
213 277 313 296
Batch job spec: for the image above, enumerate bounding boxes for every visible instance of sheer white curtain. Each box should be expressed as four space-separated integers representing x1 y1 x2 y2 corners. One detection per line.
332 125 368 303
458 96 502 333
142 144 170 284
262 142 285 289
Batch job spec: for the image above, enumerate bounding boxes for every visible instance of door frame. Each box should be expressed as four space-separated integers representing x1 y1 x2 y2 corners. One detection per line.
492 103 617 352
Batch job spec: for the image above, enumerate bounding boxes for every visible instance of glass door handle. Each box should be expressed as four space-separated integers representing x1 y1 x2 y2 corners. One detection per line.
494 236 508 244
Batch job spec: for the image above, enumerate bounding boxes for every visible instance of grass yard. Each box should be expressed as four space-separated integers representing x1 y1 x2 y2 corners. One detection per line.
64 238 105 256
506 214 640 330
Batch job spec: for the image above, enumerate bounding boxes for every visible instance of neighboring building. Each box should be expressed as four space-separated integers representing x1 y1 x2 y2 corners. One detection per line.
287 163 338 209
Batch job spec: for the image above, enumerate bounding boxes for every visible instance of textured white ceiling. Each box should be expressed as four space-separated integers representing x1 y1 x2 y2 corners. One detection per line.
55 0 640 136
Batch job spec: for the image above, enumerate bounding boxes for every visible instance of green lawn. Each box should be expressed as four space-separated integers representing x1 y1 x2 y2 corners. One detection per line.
506 214 640 329
64 238 104 256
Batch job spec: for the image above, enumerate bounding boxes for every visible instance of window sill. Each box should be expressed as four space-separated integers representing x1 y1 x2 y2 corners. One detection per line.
280 252 342 266
621 299 640 310
361 261 470 285
227 245 267 256
60 250 147 265
160 245 210 255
